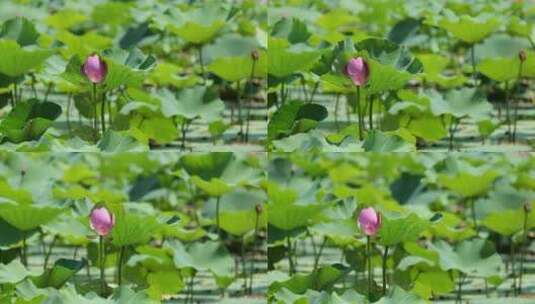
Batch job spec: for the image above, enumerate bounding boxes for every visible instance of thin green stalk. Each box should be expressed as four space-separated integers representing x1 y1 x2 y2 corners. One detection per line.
107 96 113 127
367 236 372 299
66 94 72 134
92 83 98 141
117 246 125 286
471 44 477 86
382 246 389 295
43 235 58 271
471 199 479 235
369 95 374 130
334 94 340 132
21 231 27 267
215 196 221 238
44 82 53 103
519 206 529 294
198 46 206 84
505 81 512 141
456 273 463 304
356 86 363 140
309 81 319 103
511 236 516 296
286 236 294 275
249 210 260 295
99 235 105 296
313 237 327 271
236 81 243 140
101 93 106 133
513 60 524 143
13 82 18 104
241 236 247 294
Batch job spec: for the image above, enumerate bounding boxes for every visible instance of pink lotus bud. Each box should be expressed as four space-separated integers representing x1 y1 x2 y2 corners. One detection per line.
358 207 381 236
82 54 108 84
90 206 115 236
345 57 370 86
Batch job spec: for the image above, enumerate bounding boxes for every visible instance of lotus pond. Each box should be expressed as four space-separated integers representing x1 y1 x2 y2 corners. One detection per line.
267 153 535 303
267 0 535 152
0 0 267 152
0 152 267 303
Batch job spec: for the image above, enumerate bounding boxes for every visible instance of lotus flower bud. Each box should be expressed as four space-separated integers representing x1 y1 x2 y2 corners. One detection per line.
524 202 532 213
90 206 115 236
358 207 381 236
255 203 263 214
519 50 527 62
82 54 108 84
251 50 260 61
345 57 370 86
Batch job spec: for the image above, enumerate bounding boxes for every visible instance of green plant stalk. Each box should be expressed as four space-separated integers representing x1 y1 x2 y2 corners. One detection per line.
99 235 105 296
448 117 456 151
286 236 295 275
44 82 53 103
313 237 327 272
245 60 257 143
241 236 247 294
505 81 512 141
356 86 363 140
471 44 477 86
43 235 57 271
249 210 260 295
92 83 98 141
334 94 340 132
198 46 206 84
101 92 106 134
66 94 72 134
215 196 221 238
107 96 113 127
21 231 27 267
367 236 372 299
519 208 528 294
382 246 389 295
513 61 524 143
369 96 374 130
456 273 463 303
117 246 125 286
236 81 243 140
511 236 516 296
13 82 18 104
471 199 479 235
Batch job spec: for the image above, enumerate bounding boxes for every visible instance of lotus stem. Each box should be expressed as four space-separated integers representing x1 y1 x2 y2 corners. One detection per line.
43 235 57 271
510 236 516 296
117 246 125 286
198 46 206 84
369 95 374 130
513 58 524 143
367 236 372 299
471 44 477 86
21 231 27 267
505 81 512 141
313 237 326 272
382 246 389 294
286 236 295 275
356 86 363 140
215 196 221 238
249 209 260 295
99 235 105 296
519 207 528 294
101 92 106 134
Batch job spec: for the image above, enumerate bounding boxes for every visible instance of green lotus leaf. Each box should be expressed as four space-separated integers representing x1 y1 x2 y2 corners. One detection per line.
0 40 54 77
429 239 503 278
111 213 162 247
0 203 63 231
378 213 428 246
437 14 500 43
